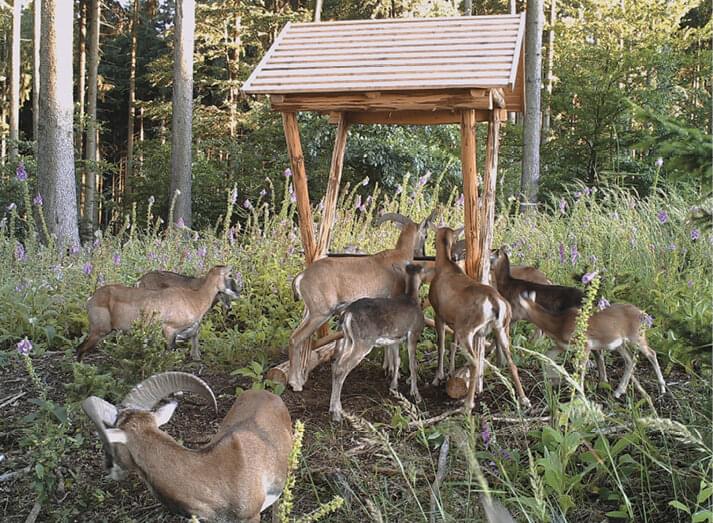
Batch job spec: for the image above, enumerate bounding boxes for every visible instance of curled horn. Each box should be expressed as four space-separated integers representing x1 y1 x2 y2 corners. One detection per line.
374 213 412 227
81 396 119 467
121 372 217 413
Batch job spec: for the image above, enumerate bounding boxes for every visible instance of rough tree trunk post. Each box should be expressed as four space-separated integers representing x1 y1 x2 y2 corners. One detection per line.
33 0 40 154
9 0 21 161
37 0 79 248
126 0 139 197
460 109 480 279
520 0 544 212
315 112 349 258
84 0 100 237
169 0 195 227
314 0 323 22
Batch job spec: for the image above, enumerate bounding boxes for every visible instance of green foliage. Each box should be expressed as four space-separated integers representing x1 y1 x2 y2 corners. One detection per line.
232 358 285 396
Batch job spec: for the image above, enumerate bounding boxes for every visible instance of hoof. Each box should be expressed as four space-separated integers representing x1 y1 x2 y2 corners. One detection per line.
519 397 532 410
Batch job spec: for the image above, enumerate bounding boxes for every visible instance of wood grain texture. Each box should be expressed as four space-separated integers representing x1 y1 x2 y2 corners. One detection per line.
460 109 480 279
242 14 525 98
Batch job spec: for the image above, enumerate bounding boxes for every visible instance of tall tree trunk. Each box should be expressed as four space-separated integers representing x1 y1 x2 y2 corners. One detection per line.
169 0 195 227
463 0 472 15
508 0 517 124
542 0 556 134
9 0 21 161
38 0 79 247
84 0 100 237
126 0 139 198
314 0 323 21
33 0 40 153
76 0 86 158
520 0 543 212
226 14 240 138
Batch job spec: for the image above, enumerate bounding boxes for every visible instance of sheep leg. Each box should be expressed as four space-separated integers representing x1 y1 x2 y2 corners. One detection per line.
190 332 201 361
494 324 531 408
383 343 400 387
387 344 401 392
594 350 607 383
330 339 370 422
407 331 422 402
288 310 330 391
449 341 458 378
460 331 481 413
76 331 105 361
613 346 635 398
637 335 667 395
432 315 448 386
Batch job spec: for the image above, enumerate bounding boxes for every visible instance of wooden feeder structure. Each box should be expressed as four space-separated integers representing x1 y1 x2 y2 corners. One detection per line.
242 14 526 394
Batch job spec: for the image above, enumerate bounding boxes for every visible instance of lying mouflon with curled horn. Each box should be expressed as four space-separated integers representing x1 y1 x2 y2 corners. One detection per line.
77 266 241 361
82 372 292 522
136 269 243 360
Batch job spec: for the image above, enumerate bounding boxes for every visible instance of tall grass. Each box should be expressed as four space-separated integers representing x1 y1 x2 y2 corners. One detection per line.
0 172 710 522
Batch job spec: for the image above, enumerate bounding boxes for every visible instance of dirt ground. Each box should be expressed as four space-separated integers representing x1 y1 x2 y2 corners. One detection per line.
0 346 682 522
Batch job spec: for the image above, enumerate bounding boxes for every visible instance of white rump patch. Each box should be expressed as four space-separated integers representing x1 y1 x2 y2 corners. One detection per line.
261 474 282 512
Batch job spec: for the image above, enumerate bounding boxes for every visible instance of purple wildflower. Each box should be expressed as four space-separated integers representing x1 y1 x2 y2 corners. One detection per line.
641 313 654 328
657 210 668 224
574 191 583 199
93 238 101 248
16 337 32 355
228 227 237 245
113 253 121 266
82 262 93 275
33 194 43 206
584 187 592 196
259 188 267 197
197 246 207 258
481 422 491 448
668 243 677 251
289 185 297 203
148 252 159 262
362 176 369 186
559 199 567 214
655 157 663 168
691 229 700 241
570 244 579 266
581 271 598 285
284 168 292 178
14 243 26 262
243 199 252 210
417 172 431 187
687 280 694 288
456 193 465 206
598 297 610 310
16 162 27 181
231 188 238 205
176 217 185 228
559 243 566 264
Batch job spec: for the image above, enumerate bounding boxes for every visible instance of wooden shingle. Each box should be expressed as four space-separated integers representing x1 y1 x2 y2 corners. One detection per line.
242 14 525 113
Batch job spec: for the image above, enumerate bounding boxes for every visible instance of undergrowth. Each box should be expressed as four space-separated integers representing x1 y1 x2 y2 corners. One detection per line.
0 172 711 522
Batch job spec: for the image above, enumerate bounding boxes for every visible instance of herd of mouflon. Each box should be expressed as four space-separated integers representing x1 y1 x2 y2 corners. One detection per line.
77 212 665 522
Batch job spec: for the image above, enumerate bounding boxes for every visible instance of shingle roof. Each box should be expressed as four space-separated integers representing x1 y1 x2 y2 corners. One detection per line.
242 14 525 96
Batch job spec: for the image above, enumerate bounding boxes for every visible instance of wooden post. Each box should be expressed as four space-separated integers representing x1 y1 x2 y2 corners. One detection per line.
281 112 317 264
460 109 481 279
316 112 350 258
479 108 501 283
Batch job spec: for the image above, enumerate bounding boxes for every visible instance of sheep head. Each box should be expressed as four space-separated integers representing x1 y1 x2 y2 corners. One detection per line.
82 372 217 481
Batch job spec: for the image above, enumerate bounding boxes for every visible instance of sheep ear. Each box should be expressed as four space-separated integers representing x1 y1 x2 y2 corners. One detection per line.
106 428 128 445
153 401 178 427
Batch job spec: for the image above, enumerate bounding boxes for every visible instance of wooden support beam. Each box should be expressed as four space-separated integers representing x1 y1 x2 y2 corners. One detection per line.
478 108 501 283
281 112 317 264
327 109 495 126
460 109 481 280
491 88 507 109
315 112 350 258
271 88 492 113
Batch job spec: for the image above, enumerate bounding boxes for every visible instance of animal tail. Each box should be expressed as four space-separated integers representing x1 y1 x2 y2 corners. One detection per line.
292 273 303 301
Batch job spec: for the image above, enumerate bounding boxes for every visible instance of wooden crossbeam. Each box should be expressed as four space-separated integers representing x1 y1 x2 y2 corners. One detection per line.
271 88 493 113
327 109 505 126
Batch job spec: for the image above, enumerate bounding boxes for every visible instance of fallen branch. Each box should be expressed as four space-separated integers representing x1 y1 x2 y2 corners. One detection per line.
408 408 464 430
429 436 450 523
0 465 31 483
24 501 41 523
265 341 339 385
0 391 26 410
